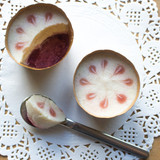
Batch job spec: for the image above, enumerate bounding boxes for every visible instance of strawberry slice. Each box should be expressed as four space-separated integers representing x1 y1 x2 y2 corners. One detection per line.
37 102 45 109
123 78 133 86
27 115 41 128
101 59 108 69
116 94 127 104
80 78 90 86
86 93 96 100
16 27 24 34
45 12 53 22
15 42 25 50
100 98 108 108
89 65 97 74
114 65 125 75
49 107 56 117
27 15 36 25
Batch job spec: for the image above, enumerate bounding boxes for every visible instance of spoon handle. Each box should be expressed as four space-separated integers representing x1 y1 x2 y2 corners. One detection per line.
61 118 149 159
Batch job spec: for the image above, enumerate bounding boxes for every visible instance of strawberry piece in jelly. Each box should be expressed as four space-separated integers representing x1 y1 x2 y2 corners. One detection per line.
15 42 25 50
37 102 45 109
16 27 24 34
27 115 40 128
80 78 90 86
101 59 108 69
123 78 133 86
45 12 53 22
100 98 108 108
27 34 69 68
114 65 125 75
27 15 36 25
86 93 96 100
89 65 96 74
49 108 56 117
116 94 127 104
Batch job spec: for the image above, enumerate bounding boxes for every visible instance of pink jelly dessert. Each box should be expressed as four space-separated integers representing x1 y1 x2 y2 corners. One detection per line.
26 95 66 129
73 50 140 118
5 3 73 70
26 33 69 68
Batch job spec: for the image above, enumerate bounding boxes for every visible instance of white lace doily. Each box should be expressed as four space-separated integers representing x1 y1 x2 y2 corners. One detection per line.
0 0 160 159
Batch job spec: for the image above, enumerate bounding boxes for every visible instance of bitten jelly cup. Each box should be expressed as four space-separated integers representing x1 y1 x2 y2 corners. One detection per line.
5 3 74 70
73 50 140 118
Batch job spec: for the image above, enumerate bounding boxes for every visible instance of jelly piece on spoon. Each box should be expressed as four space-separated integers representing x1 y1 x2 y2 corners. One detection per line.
25 94 65 129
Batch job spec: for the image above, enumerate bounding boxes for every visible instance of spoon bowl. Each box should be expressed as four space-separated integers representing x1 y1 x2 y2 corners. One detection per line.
20 94 149 159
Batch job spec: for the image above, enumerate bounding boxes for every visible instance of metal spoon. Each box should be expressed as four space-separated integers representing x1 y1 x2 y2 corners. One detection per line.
20 95 149 159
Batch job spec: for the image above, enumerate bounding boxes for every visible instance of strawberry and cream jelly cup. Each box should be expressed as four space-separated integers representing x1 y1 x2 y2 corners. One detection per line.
73 50 140 118
5 3 73 70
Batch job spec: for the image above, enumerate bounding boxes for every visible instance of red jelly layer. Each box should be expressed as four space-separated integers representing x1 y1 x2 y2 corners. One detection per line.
27 33 69 68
